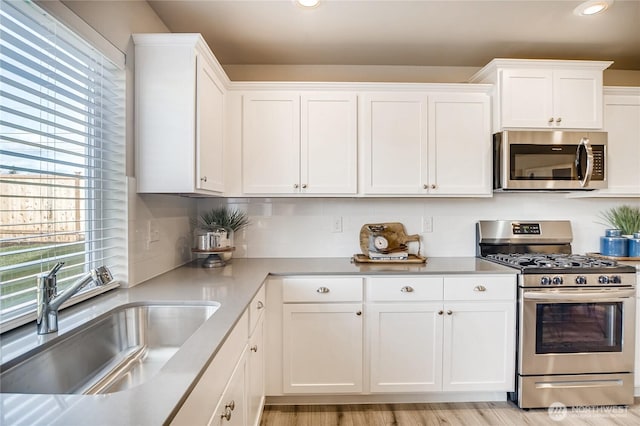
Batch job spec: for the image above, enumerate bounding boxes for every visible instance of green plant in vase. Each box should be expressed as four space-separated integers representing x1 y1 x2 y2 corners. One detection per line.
194 207 250 265
599 205 640 236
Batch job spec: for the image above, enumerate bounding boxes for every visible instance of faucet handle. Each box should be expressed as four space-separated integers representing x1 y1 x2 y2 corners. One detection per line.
46 262 65 279
94 266 114 286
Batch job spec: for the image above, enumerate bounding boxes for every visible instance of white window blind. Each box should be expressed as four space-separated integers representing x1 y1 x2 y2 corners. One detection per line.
0 0 126 331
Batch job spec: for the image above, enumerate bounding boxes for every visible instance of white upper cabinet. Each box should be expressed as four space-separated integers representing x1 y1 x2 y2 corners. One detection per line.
428 93 491 196
242 92 300 194
362 92 428 194
242 91 357 195
603 87 640 195
133 34 227 195
470 59 612 132
362 90 491 196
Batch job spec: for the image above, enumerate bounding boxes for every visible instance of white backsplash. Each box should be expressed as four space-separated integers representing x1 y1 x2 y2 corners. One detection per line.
198 195 640 259
128 178 196 286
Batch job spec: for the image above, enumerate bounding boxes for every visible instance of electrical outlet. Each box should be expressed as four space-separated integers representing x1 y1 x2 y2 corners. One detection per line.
331 216 343 233
148 220 160 243
423 216 433 233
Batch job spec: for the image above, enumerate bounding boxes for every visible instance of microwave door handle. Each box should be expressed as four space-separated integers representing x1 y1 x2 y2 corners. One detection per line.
575 137 594 187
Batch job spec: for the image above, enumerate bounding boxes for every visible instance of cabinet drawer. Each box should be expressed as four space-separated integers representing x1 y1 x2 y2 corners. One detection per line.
367 277 443 301
249 284 266 335
282 278 363 302
444 275 516 301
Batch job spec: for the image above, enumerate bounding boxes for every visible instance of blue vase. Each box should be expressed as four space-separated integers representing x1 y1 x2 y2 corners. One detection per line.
629 232 640 258
600 229 628 257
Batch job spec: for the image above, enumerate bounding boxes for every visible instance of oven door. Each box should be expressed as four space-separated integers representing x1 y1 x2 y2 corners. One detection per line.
519 287 635 376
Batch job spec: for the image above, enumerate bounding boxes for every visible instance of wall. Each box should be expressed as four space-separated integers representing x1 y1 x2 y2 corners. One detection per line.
62 1 196 286
198 196 640 259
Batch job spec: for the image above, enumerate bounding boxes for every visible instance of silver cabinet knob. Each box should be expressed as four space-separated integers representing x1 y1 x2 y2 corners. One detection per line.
446 310 453 315
400 286 414 293
226 400 235 411
316 286 330 293
250 345 258 352
221 408 232 421
556 117 562 123
548 117 554 123
431 184 436 189
200 176 208 182
438 310 444 315
423 184 428 189
257 300 264 309
473 285 487 292
302 184 307 189
294 183 299 189
356 311 362 316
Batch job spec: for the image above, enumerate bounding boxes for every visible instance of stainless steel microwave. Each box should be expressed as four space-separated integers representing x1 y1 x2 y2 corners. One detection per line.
493 130 607 191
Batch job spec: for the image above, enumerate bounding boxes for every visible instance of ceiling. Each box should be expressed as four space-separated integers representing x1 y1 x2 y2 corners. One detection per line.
147 0 640 70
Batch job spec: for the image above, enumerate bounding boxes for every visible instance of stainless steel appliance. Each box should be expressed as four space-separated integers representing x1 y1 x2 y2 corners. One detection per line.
493 130 607 191
477 220 636 408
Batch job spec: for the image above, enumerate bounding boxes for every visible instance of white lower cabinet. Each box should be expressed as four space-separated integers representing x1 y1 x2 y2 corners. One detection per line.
442 301 515 391
367 275 516 394
172 284 266 425
212 349 247 426
368 302 444 392
281 277 364 394
635 295 639 395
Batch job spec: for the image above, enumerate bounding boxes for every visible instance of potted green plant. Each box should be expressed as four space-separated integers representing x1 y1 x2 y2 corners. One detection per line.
194 207 250 264
599 205 640 236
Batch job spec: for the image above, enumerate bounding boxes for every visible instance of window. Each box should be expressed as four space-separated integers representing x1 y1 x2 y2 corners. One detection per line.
0 0 126 332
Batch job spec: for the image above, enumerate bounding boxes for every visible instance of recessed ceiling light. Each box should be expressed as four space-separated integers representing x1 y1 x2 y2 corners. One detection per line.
573 0 613 16
297 0 320 8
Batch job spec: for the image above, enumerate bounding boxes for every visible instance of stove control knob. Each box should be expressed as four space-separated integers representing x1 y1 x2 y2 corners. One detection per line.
576 276 588 285
598 275 609 284
552 276 563 285
540 276 551 286
610 275 622 284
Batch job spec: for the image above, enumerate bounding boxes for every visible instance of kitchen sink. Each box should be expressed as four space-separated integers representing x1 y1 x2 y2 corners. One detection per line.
0 301 219 395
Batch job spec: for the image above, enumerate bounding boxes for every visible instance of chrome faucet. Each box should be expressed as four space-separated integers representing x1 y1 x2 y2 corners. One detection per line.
37 262 114 335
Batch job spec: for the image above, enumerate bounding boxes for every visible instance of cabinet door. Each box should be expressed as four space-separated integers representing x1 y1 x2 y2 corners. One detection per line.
501 69 554 128
442 302 515 392
368 303 443 393
604 91 640 194
196 54 225 192
210 350 247 426
247 317 264 426
282 303 363 393
242 93 300 194
636 297 639 391
428 93 491 195
362 93 428 194
553 69 603 129
301 93 357 194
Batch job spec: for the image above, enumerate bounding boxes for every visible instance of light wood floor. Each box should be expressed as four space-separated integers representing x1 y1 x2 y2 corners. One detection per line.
261 399 640 425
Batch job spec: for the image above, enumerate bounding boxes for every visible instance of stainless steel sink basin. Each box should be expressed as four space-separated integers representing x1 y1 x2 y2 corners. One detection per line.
0 302 219 394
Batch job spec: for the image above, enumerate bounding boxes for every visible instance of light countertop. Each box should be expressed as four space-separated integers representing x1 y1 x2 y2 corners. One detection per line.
0 257 515 425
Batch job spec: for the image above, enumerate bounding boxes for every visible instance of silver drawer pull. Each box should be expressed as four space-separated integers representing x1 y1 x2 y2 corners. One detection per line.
317 287 330 293
474 285 487 292
250 345 258 352
257 300 264 309
400 286 414 293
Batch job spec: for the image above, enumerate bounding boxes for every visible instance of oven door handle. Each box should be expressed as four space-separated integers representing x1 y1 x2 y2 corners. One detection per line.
523 289 636 301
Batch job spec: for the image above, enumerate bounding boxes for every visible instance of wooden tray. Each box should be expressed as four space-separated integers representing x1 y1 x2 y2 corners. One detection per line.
352 254 427 264
587 252 640 261
359 222 421 255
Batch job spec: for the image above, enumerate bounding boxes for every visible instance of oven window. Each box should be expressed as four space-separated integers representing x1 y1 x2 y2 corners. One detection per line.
510 144 578 180
536 302 623 354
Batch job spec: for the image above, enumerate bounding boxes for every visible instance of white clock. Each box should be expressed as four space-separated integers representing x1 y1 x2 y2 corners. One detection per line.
373 235 389 250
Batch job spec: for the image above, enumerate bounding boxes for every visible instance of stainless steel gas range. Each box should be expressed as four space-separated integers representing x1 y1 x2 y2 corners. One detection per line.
477 220 637 409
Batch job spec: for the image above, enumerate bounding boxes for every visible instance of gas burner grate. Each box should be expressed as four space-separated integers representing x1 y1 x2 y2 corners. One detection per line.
486 253 619 269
